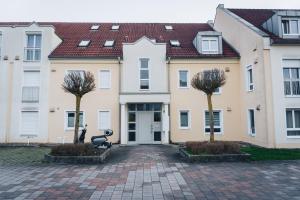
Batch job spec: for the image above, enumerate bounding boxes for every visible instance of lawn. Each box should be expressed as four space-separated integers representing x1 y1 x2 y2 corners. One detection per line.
241 146 300 161
0 147 50 165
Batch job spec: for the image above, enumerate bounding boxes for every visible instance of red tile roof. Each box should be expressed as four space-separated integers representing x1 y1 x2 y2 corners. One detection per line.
0 22 239 58
228 9 300 45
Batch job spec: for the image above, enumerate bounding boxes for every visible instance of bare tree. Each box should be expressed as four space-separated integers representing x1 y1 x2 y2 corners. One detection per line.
62 71 95 144
191 69 226 142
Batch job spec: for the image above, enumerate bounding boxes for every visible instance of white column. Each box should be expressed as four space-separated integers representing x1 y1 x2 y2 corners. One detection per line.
162 103 170 144
120 103 127 145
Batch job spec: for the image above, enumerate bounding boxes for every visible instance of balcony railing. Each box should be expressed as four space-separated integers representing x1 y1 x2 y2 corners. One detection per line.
22 86 39 103
24 47 41 61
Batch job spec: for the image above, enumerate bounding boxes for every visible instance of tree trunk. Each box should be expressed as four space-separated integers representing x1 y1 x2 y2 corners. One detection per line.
74 96 81 144
207 94 214 143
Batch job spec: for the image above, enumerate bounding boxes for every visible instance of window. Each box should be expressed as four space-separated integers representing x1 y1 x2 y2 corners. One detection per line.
170 40 180 47
139 58 149 90
128 108 136 142
205 110 222 133
246 65 254 91
22 71 40 102
214 87 221 94
104 40 115 47
111 25 120 30
99 70 111 89
178 70 189 88
165 25 173 31
282 19 300 35
98 111 111 130
90 25 100 30
21 111 39 135
78 40 90 47
201 36 219 54
66 111 84 129
154 112 161 122
25 33 41 61
179 110 190 129
283 68 300 96
286 109 300 137
248 109 255 135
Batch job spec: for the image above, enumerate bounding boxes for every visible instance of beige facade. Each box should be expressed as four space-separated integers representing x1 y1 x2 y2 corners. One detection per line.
169 59 242 143
48 59 120 143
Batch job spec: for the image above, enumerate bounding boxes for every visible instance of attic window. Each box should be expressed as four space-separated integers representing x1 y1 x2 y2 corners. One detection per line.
170 40 180 47
104 40 115 47
165 25 173 31
90 25 100 30
78 40 91 47
111 25 120 30
201 36 219 54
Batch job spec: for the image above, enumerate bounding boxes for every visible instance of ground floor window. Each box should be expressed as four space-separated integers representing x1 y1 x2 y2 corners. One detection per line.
179 110 190 129
286 109 300 137
65 111 84 129
21 111 39 135
248 109 255 136
204 110 222 133
128 110 136 142
98 111 111 130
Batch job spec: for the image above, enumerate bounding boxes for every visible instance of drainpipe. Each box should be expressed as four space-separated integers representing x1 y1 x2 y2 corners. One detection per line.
118 56 122 144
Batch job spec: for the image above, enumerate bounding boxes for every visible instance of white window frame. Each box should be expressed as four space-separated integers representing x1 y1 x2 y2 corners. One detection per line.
247 109 256 136
20 110 39 136
64 111 85 131
24 32 42 62
78 40 90 47
179 110 191 130
98 110 111 130
246 65 254 92
213 87 222 95
98 70 111 89
165 25 173 31
139 58 150 90
104 40 115 47
111 25 120 30
283 67 300 97
178 69 189 89
204 110 223 135
201 36 219 54
90 25 100 30
286 108 300 138
282 18 300 35
170 40 180 47
22 70 40 103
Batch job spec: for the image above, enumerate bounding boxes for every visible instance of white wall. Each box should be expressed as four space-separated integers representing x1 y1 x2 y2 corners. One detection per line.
122 37 168 93
0 22 61 143
270 46 300 148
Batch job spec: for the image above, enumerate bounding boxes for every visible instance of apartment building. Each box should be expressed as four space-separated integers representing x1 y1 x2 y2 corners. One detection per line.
214 4 300 148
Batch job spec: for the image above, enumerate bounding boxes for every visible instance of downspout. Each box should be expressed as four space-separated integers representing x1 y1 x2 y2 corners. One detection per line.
167 56 171 143
118 56 122 144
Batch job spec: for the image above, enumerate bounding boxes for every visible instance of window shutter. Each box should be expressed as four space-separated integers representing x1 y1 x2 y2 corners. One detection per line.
99 70 111 89
99 111 111 130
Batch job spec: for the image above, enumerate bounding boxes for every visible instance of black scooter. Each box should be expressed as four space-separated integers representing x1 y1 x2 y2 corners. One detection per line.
91 129 113 149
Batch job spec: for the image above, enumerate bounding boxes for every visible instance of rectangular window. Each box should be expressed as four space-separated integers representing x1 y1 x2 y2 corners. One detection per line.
179 110 190 129
99 70 111 89
282 19 300 35
248 109 255 135
205 110 222 133
140 58 149 90
66 111 84 129
201 36 219 54
98 111 111 130
286 109 300 137
22 71 40 102
283 68 300 96
25 33 41 61
179 70 188 88
21 111 39 135
246 65 254 91
128 110 136 142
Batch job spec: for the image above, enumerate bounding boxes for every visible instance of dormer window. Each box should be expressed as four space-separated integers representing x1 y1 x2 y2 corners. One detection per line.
201 36 219 54
170 40 180 47
165 25 173 31
78 40 91 47
90 25 100 30
111 25 120 30
282 18 300 35
104 40 115 47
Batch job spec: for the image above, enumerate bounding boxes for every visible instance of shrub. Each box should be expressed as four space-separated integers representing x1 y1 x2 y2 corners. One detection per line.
50 143 104 156
186 141 240 155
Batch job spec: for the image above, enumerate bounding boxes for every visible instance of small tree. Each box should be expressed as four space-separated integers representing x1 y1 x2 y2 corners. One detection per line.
191 69 226 142
62 71 95 144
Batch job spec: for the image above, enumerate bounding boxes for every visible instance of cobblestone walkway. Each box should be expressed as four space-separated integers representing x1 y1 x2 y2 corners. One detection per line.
0 145 300 199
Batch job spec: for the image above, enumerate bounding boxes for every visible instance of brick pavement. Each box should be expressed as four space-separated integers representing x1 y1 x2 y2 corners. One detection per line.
0 145 299 199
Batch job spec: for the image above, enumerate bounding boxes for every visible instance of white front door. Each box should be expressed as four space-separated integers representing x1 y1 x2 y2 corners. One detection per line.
137 111 153 144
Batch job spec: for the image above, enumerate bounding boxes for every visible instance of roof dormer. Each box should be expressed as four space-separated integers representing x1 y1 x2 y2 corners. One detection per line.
193 31 223 55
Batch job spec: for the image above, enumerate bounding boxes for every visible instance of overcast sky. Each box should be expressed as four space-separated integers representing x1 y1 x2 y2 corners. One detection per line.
1 0 299 23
